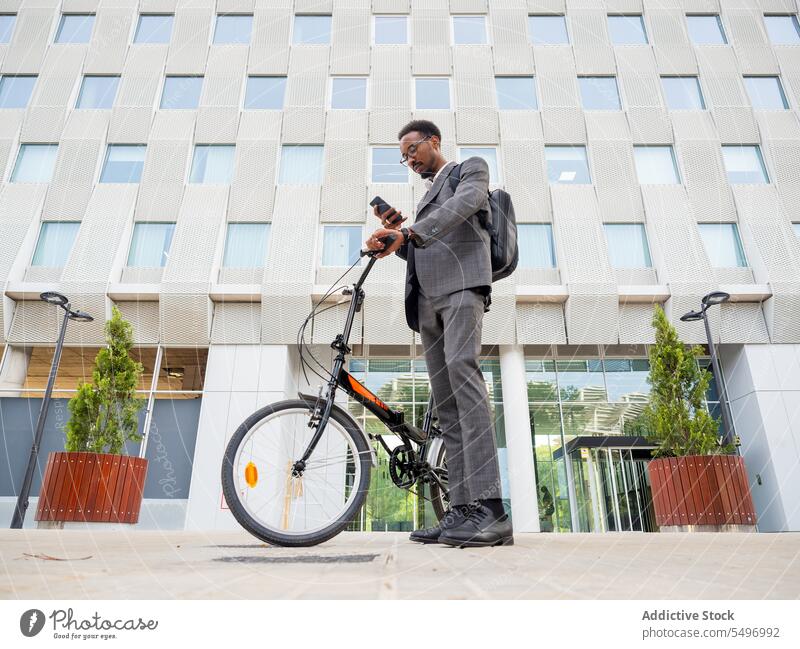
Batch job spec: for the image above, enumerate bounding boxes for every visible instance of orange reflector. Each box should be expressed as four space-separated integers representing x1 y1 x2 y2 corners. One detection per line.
244 462 258 488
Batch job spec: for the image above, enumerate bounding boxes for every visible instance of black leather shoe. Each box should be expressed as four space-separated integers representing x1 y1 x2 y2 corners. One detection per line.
438 500 514 548
409 504 471 544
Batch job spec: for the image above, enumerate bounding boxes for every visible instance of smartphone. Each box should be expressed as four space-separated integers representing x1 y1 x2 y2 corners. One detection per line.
370 196 402 226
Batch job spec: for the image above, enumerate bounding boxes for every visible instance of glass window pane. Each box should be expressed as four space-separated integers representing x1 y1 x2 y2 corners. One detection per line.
556 360 607 401
279 145 324 184
686 15 727 44
415 78 449 109
604 223 652 268
55 14 94 43
331 77 366 109
374 16 406 44
244 76 286 109
223 223 270 268
453 16 486 44
372 147 407 183
579 77 621 110
794 222 800 238
518 224 556 268
459 147 499 183
526 360 558 401
764 15 800 44
127 222 175 267
76 76 119 109
189 145 235 183
100 145 146 183
213 14 252 44
529 15 569 44
0 14 16 43
31 222 80 267
661 76 705 109
322 226 361 266
11 144 58 182
0 75 36 108
160 76 203 109
607 15 648 44
495 76 538 109
604 358 651 402
134 14 173 43
744 76 788 109
634 146 680 184
721 145 769 184
545 146 591 184
698 223 747 267
293 15 331 44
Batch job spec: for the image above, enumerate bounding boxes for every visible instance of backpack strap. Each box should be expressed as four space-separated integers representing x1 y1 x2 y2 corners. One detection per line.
448 161 491 228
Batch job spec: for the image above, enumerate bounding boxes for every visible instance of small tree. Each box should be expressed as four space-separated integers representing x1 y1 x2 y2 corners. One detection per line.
65 306 145 455
637 304 737 458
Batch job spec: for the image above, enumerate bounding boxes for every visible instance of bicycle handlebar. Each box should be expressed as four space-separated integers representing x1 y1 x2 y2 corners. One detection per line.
360 233 396 258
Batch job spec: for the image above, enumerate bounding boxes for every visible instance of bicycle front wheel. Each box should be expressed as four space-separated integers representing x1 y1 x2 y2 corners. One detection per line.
221 399 372 547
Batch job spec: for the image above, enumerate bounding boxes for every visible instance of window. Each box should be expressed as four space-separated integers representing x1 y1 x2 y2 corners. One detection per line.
459 148 499 183
10 144 58 183
661 76 705 110
0 14 15 43
133 14 173 43
633 146 680 184
223 223 271 268
698 223 747 267
764 15 800 44
374 15 407 44
189 145 235 184
31 222 80 267
160 76 203 109
545 146 591 184
579 77 621 110
529 15 569 44
415 78 450 109
100 145 145 183
244 76 286 109
686 15 727 44
604 224 652 268
293 15 332 44
127 222 175 267
213 14 252 44
495 76 538 109
453 16 486 44
279 145 324 184
607 15 648 44
55 14 94 43
721 145 769 184
793 223 800 238
76 76 119 109
744 76 789 109
322 225 362 266
372 147 407 183
518 224 556 268
0 75 36 108
330 77 366 109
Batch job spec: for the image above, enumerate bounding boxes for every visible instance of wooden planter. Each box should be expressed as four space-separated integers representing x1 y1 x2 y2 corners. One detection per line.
35 452 148 523
647 455 756 531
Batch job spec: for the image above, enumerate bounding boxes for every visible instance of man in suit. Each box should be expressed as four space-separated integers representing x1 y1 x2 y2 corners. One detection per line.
365 120 513 548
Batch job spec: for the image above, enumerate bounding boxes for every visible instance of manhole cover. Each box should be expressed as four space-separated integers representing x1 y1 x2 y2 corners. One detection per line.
215 554 379 564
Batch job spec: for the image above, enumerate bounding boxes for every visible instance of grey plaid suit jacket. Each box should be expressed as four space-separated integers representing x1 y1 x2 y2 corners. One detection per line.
396 157 492 332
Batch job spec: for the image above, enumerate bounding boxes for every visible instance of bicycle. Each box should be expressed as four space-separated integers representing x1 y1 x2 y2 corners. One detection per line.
221 235 450 547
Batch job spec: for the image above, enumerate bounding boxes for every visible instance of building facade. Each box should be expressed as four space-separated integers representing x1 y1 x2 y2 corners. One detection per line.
1 0 799 534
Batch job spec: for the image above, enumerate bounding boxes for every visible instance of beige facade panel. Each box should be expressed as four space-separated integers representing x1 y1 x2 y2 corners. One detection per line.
115 300 160 345
330 5 370 76
211 303 262 344
248 9 291 75
311 300 362 345
1 8 54 74
678 139 738 222
570 10 616 75
166 9 212 75
228 141 279 221
373 0 410 12
84 8 135 74
41 139 103 219
516 303 567 344
618 302 658 345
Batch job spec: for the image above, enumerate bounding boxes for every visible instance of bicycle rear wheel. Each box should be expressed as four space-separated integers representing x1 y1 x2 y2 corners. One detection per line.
221 399 372 547
428 441 449 522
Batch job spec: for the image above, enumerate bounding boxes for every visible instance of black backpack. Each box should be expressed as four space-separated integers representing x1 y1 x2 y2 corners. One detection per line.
449 163 519 282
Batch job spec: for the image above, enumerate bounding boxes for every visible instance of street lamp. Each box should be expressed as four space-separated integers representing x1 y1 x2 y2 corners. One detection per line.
679 291 736 449
10 292 93 529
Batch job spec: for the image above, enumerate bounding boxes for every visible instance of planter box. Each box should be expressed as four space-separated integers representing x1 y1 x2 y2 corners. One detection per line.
35 452 148 524
647 455 756 531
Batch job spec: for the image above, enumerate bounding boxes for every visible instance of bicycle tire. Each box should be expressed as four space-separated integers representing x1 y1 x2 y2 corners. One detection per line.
428 441 449 522
221 399 372 547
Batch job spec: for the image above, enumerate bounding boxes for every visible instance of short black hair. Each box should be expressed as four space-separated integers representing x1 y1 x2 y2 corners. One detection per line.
398 119 441 141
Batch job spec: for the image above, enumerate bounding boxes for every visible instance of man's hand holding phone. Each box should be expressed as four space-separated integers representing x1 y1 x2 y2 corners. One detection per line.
370 196 406 230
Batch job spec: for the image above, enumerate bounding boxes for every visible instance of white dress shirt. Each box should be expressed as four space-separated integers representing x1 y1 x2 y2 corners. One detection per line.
423 161 451 191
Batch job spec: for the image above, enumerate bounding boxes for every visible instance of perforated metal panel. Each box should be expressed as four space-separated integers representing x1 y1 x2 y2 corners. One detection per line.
489 0 533 75
311 300 362 345
41 138 103 219
618 303 658 344
211 303 262 344
84 8 135 74
647 4 698 75
0 8 53 74
569 8 616 75
248 6 291 75
330 5 371 76
115 300 160 345
166 8 212 75
516 302 567 343
411 0 452 75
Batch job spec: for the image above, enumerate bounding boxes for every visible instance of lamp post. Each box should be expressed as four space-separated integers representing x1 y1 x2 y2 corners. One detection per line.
679 291 736 449
10 292 93 529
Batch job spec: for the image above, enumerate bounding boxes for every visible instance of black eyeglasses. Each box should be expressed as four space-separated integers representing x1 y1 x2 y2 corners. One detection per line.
399 136 431 166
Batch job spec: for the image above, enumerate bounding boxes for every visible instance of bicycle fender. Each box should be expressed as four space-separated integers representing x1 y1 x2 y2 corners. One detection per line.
298 392 378 468
424 435 445 467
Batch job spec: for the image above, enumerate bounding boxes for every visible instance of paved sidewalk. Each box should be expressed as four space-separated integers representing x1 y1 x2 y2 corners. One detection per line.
1 530 798 599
